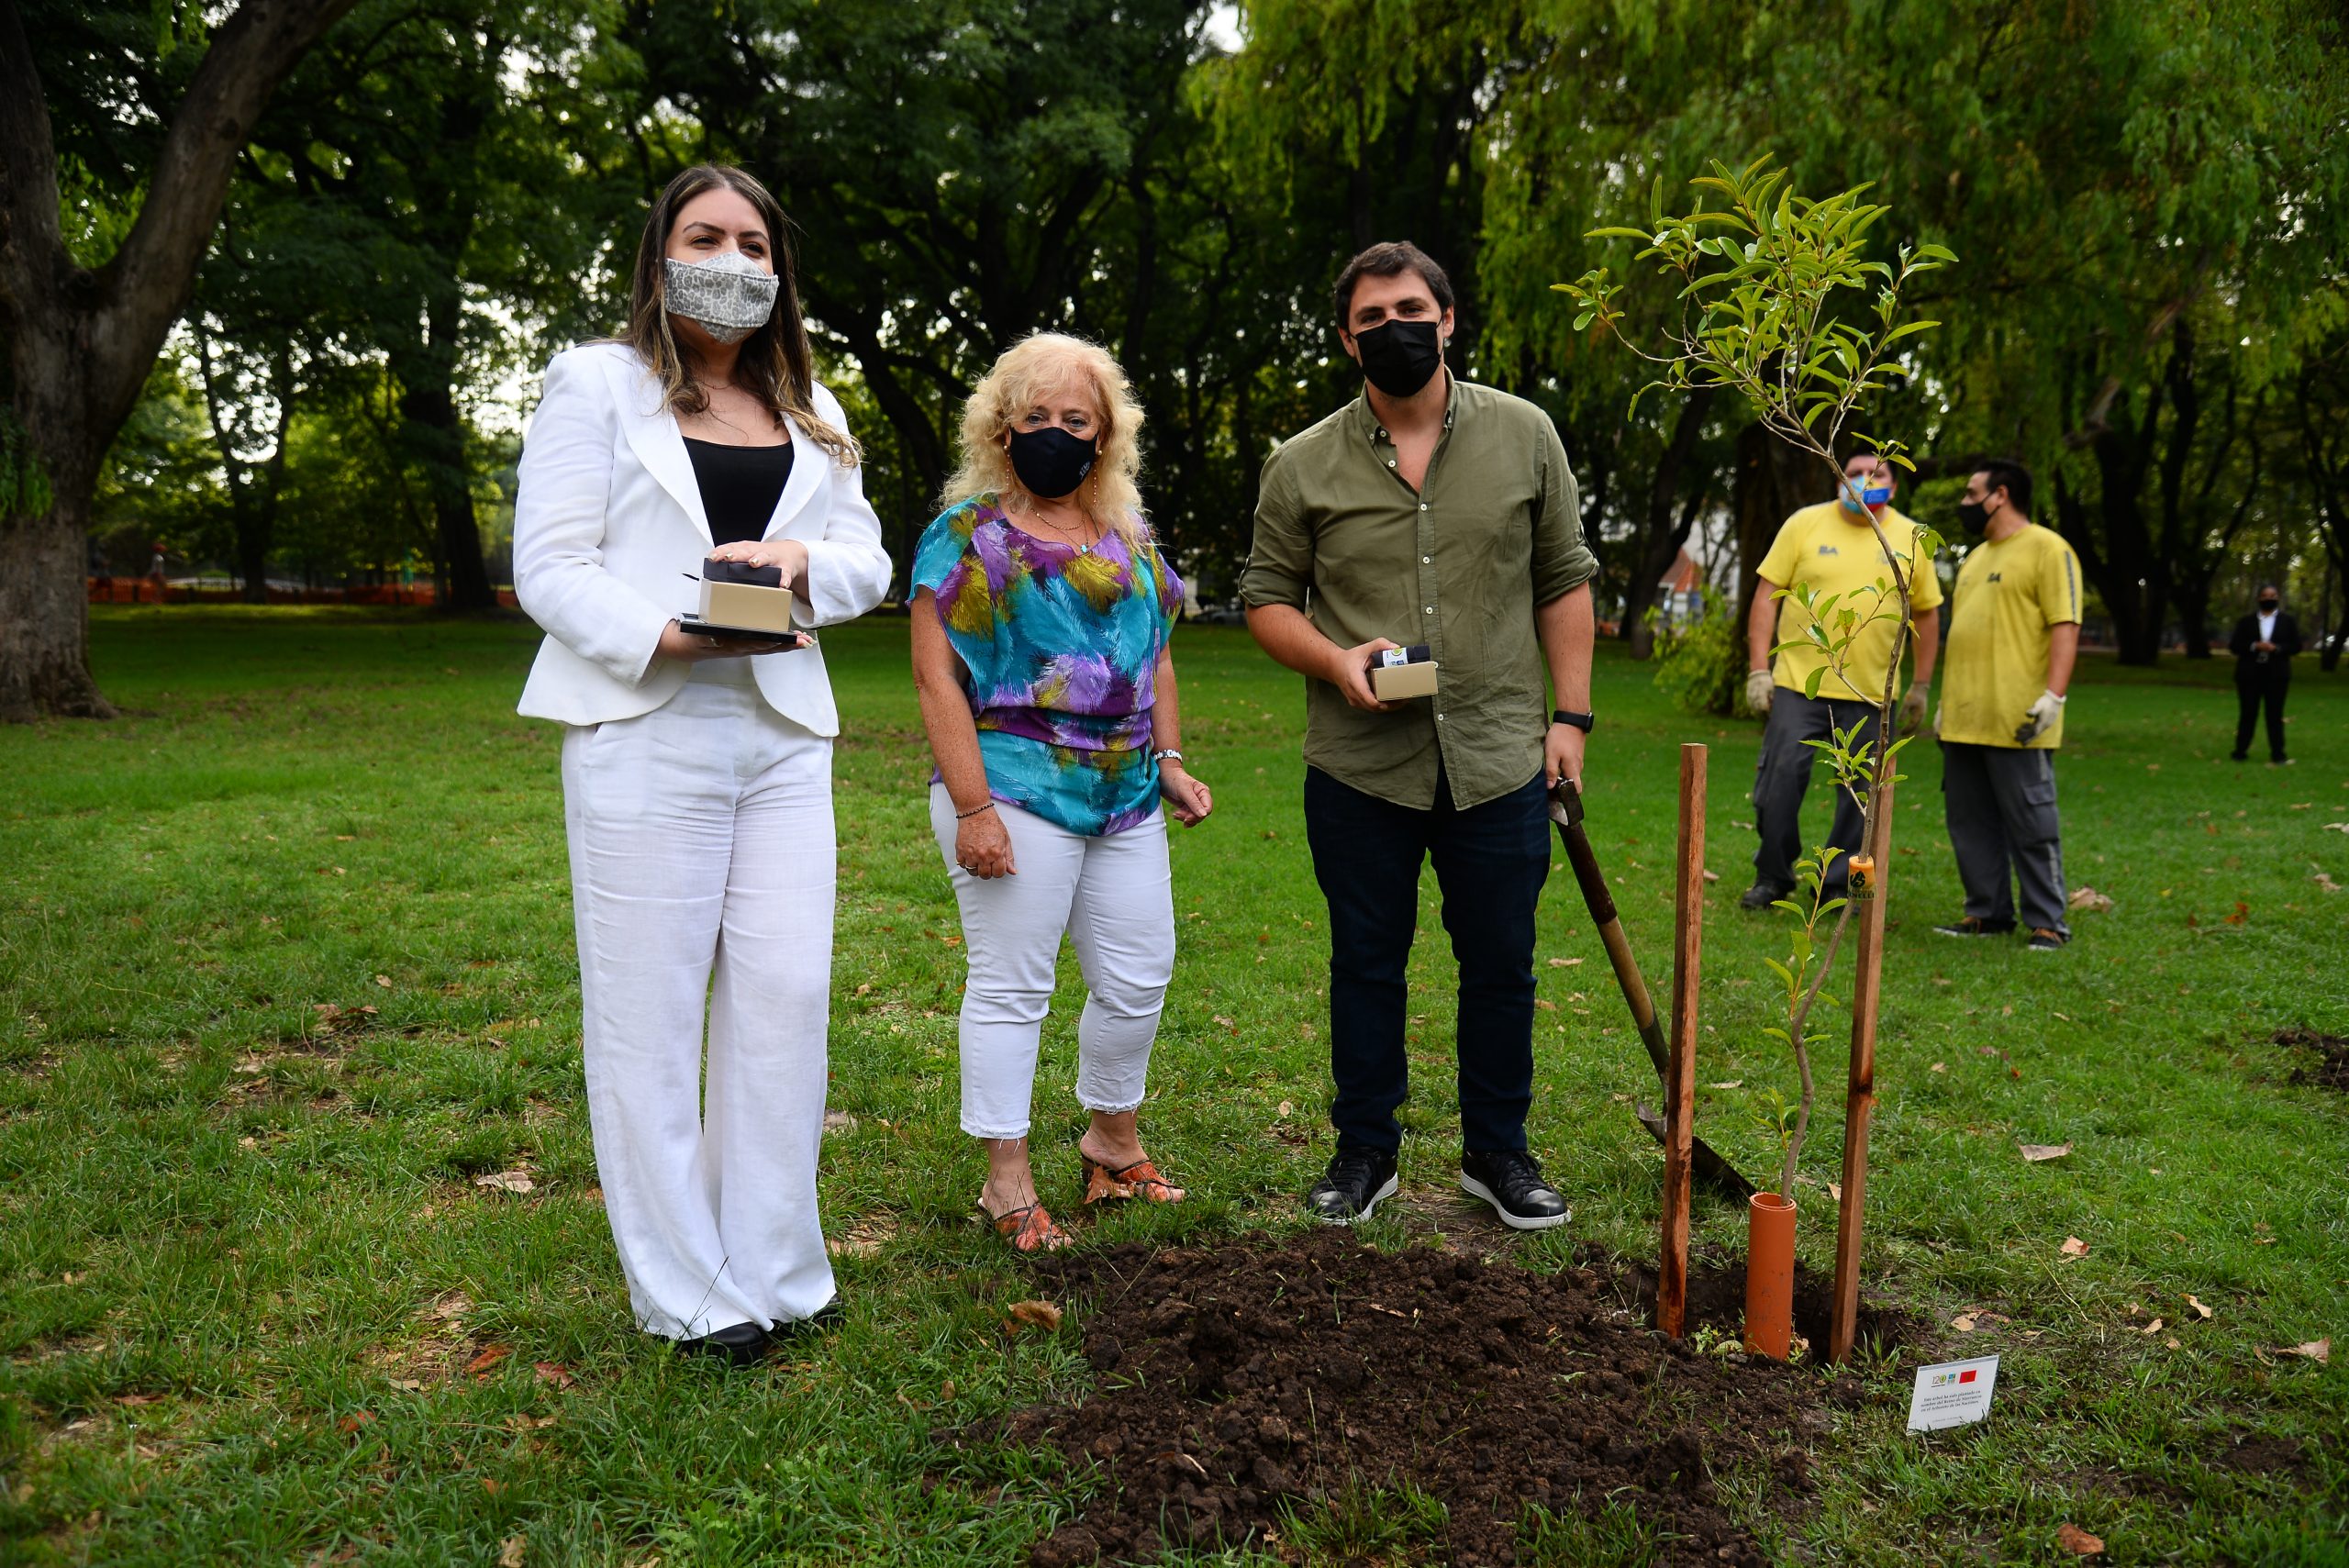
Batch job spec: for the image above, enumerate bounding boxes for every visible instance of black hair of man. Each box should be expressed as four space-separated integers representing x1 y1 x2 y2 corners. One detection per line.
1332 240 1455 328
1977 457 2033 517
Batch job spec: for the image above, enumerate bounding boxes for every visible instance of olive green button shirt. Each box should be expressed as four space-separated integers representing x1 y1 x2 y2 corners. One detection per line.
1241 377 1598 810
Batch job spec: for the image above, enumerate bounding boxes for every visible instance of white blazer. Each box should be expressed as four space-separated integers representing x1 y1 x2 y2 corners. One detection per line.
512 340 894 733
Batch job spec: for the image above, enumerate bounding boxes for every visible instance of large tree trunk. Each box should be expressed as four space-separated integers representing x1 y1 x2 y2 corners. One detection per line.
1623 388 1718 661
0 0 362 718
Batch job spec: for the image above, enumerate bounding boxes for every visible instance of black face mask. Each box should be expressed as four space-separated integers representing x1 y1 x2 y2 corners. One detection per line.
1956 499 1989 535
1351 317 1444 398
2258 598 2279 612
1007 427 1097 499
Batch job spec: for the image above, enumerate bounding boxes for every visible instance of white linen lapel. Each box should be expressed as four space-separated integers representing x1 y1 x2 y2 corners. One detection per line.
763 409 827 539
601 351 709 541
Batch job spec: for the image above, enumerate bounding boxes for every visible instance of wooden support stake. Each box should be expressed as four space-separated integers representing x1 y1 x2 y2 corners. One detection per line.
1829 778 1894 1363
1659 743 1705 1339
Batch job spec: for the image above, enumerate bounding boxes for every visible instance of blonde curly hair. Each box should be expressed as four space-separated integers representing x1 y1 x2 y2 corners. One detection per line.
940 332 1147 550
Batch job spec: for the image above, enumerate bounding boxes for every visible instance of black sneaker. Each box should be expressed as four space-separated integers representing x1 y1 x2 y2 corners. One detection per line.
1308 1147 1398 1225
1739 882 1792 911
1932 916 2015 938
1459 1150 1570 1231
2027 928 2068 951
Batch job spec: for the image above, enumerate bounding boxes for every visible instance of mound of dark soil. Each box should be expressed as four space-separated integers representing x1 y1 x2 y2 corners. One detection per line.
961 1232 1908 1566
2277 1027 2349 1091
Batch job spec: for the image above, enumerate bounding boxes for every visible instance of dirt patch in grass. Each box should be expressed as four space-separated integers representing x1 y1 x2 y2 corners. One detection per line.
2276 1027 2349 1092
2209 1431 2309 1479
967 1231 1911 1566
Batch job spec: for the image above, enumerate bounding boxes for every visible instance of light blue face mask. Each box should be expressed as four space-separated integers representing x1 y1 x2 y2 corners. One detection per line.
1841 476 1893 512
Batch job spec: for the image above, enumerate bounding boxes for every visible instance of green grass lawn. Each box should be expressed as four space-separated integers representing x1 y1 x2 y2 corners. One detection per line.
3 605 2344 1566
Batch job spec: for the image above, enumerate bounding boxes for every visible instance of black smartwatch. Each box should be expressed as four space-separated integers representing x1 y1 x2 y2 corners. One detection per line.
1552 709 1596 732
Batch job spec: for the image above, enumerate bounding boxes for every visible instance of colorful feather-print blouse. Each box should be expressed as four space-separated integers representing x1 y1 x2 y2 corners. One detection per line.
912 495 1183 837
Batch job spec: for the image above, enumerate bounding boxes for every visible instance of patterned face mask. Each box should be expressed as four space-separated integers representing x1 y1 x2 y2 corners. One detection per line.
662 250 779 345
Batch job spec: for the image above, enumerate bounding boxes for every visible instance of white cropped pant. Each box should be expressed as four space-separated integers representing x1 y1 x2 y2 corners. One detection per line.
929 786 1175 1140
562 667 837 1339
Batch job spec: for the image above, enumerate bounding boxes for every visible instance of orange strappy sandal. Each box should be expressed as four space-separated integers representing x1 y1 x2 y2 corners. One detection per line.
1080 1151 1187 1206
978 1196 1070 1252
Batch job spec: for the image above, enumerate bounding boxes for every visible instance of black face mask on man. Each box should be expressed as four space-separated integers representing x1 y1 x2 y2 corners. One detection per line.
2258 596 2279 613
1957 495 1994 535
1351 317 1444 398
1007 427 1097 499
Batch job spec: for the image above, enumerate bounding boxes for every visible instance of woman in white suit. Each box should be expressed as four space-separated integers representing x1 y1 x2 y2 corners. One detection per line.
513 164 892 1362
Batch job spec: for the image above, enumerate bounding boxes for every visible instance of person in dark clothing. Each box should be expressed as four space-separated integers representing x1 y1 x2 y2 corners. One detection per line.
2229 584 2301 764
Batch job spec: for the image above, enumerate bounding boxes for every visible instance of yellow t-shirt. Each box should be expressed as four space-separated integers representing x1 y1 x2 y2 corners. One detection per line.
1758 502 1944 703
1937 523 2084 749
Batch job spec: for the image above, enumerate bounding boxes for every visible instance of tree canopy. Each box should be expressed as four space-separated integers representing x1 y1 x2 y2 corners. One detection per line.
6 0 2344 714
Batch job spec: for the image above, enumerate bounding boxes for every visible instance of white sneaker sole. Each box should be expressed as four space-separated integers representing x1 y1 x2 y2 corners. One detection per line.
1313 1172 1398 1226
1459 1172 1570 1230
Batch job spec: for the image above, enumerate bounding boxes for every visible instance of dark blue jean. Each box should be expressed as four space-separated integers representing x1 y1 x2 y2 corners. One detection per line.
1302 765 1552 1157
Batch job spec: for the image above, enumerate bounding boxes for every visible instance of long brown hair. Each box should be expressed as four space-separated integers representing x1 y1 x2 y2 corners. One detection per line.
621 164 858 465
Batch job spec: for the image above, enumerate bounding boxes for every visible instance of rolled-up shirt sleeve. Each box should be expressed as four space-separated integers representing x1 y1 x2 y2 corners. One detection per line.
1239 450 1311 610
1530 418 1598 604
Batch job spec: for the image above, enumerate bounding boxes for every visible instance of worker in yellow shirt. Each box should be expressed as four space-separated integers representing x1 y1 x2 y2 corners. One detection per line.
1930 458 2082 951
1740 452 1942 910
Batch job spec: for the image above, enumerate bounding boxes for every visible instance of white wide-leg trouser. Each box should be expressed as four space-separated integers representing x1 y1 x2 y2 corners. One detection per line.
929 785 1175 1140
562 667 837 1339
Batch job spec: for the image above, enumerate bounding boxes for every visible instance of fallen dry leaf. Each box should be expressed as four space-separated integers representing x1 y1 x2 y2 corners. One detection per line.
1005 1300 1063 1332
2279 1339 2331 1364
374 974 392 988
2185 1295 2213 1320
820 1111 858 1135
465 1344 513 1378
2019 1142 2074 1162
1708 1080 1743 1090
112 1392 166 1407
2066 887 2116 914
335 1410 375 1432
531 1362 574 1389
2055 1523 2106 1556
940 1378 956 1400
498 1538 526 1568
1547 956 1585 967
473 1170 535 1195
2060 1236 2090 1259
1701 868 1720 883
2165 1337 2180 1350
2142 1318 2165 1335
1930 1062 1946 1073
1276 1099 1293 1118
2321 821 2349 834
1951 1313 1978 1332
1825 1182 1842 1202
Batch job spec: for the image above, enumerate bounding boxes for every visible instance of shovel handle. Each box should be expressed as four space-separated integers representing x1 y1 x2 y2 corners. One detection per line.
1552 781 1664 1061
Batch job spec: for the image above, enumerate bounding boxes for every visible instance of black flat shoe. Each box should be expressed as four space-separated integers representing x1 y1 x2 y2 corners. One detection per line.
1739 882 1792 911
674 1320 773 1366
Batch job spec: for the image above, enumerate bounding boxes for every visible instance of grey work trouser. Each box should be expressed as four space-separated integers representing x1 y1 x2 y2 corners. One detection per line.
1752 688 1882 895
1939 740 2068 937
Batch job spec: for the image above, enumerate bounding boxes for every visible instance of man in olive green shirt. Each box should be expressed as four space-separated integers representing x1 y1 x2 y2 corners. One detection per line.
1242 240 1598 1230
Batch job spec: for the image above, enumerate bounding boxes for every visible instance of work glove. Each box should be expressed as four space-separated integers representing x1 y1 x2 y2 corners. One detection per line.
1744 669 1776 716
2013 688 2065 745
1899 684 1929 734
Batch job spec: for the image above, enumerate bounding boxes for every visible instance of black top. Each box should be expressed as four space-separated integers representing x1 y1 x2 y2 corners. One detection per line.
2229 609 2301 676
682 437 794 546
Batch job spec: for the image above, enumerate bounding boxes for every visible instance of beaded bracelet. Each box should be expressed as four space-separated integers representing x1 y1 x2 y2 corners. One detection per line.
954 800 997 820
